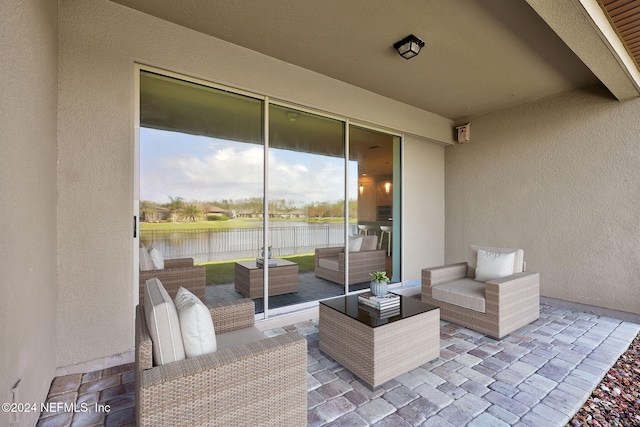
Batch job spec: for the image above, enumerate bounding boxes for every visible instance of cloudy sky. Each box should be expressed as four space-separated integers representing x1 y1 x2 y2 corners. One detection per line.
140 128 358 205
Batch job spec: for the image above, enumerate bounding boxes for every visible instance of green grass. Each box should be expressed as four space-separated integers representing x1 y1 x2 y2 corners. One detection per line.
141 218 261 231
197 253 315 285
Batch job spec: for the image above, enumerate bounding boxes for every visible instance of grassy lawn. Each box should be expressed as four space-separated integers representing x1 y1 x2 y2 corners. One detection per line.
141 218 261 231
197 253 315 285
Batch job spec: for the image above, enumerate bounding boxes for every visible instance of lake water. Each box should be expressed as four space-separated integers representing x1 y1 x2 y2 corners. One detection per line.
140 222 352 263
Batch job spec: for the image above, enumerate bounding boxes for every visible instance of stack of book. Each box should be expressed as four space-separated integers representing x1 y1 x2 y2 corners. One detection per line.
358 292 400 317
256 257 277 267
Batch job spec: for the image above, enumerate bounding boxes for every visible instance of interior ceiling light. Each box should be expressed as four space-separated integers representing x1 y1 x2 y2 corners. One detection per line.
393 34 425 60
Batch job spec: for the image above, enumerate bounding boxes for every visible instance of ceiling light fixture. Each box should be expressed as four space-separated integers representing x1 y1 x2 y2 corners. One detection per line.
393 34 425 60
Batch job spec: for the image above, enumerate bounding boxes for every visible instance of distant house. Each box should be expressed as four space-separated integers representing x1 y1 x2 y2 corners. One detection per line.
206 205 229 217
289 210 306 218
237 210 258 218
141 206 169 222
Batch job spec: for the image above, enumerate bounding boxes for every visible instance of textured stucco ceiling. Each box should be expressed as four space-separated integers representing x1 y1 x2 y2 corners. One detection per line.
111 0 602 120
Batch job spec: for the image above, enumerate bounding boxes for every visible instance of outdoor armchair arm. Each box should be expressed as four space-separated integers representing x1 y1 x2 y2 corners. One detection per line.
163 257 194 268
485 271 540 337
208 298 255 334
337 249 386 269
485 271 540 302
137 332 307 427
315 246 344 258
135 305 154 371
422 262 468 288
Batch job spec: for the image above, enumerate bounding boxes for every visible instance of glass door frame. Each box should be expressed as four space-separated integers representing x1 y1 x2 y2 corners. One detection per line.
134 63 404 321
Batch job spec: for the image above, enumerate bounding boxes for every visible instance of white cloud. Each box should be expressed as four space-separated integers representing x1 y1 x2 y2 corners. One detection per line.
140 134 356 204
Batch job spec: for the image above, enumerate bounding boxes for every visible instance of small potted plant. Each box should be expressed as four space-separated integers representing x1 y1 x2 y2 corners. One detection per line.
260 246 273 259
369 271 390 296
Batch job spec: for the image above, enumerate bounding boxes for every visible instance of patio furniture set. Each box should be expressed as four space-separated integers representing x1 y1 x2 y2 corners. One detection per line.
136 243 540 425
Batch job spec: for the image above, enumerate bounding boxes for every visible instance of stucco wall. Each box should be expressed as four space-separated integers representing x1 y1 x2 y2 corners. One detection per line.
403 136 445 282
445 85 640 316
1 0 58 425
57 0 449 366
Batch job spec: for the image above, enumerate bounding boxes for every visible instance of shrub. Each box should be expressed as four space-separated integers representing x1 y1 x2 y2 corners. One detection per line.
207 215 228 221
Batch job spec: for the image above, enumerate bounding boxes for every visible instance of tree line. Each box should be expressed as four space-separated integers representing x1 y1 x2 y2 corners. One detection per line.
140 196 357 222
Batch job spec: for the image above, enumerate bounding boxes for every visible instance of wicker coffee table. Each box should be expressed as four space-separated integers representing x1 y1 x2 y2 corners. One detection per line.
234 259 298 298
319 293 440 388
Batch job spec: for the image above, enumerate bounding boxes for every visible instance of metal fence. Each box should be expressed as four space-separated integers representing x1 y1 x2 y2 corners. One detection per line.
140 224 346 263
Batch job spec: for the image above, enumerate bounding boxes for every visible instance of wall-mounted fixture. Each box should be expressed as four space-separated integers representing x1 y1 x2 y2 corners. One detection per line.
359 185 365 195
384 181 392 194
394 34 425 59
456 123 471 143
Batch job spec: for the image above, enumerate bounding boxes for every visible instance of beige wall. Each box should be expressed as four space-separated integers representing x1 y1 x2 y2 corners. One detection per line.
1 0 58 425
57 0 449 366
403 136 446 283
445 85 640 316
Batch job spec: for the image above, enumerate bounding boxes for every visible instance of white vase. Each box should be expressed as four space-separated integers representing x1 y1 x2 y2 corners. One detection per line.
370 281 388 296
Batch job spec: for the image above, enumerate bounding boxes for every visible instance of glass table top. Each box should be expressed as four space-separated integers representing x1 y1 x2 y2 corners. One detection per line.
320 293 438 328
235 258 297 270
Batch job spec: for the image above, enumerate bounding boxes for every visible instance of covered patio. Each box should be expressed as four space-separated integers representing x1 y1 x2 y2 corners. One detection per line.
4 0 640 426
38 301 639 426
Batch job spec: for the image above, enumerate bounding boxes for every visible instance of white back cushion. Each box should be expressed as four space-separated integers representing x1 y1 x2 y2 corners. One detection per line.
360 235 378 251
474 249 516 282
468 245 524 277
348 236 363 252
175 287 217 358
139 245 155 271
144 278 186 365
148 245 165 270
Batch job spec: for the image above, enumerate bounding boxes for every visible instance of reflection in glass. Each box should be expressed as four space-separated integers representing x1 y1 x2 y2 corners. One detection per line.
268 104 347 305
138 70 402 317
349 126 401 284
139 71 266 312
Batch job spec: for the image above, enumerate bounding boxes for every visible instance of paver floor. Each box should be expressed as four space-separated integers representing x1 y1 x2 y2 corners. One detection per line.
37 303 639 426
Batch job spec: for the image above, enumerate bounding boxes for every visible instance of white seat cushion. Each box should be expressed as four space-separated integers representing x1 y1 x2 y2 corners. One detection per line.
174 287 217 358
319 256 340 271
216 326 267 351
432 278 486 313
474 249 516 282
144 278 186 365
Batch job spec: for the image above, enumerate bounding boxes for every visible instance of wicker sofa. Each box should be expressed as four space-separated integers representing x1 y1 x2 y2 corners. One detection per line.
421 245 540 339
315 235 386 285
135 296 307 426
139 244 206 303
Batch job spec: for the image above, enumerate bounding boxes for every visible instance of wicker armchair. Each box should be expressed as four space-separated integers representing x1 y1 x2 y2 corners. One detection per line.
139 257 206 303
135 298 307 427
422 245 540 339
315 235 386 285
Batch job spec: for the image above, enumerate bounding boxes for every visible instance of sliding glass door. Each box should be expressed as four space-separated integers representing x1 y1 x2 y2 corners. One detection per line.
137 67 401 318
349 126 401 284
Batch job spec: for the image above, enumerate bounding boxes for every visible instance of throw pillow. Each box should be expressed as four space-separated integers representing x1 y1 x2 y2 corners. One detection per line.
148 245 165 270
174 287 217 358
139 245 155 271
144 278 186 365
348 236 363 252
360 235 378 251
475 249 516 282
